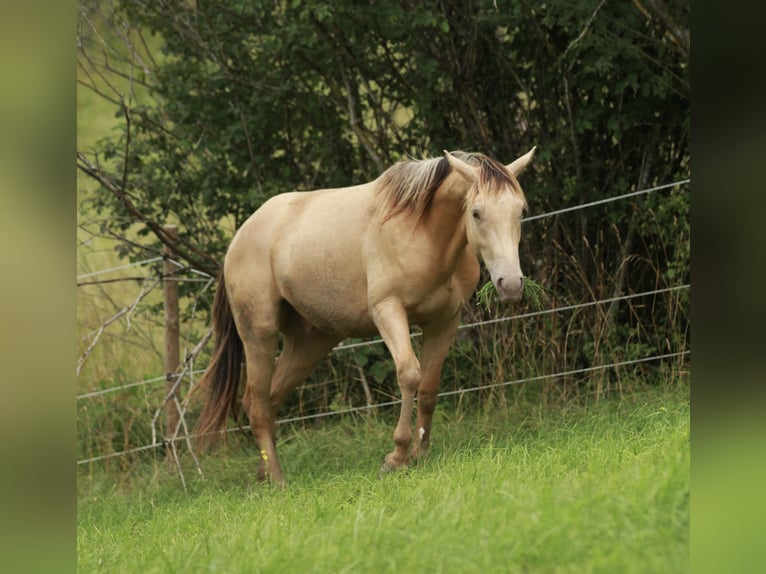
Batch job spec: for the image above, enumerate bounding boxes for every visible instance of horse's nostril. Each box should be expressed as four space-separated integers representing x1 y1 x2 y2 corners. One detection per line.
495 276 524 300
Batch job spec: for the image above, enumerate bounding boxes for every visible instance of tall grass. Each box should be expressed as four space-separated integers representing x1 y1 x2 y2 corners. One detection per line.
78 383 689 573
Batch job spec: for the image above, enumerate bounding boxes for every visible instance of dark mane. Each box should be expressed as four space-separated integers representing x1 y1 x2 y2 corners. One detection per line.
376 156 451 220
452 151 525 200
375 151 526 220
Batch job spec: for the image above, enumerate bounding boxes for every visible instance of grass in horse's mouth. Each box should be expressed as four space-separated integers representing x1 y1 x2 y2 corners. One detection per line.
476 277 547 311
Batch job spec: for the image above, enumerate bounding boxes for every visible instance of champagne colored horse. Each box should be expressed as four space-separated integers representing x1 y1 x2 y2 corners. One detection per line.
194 148 536 484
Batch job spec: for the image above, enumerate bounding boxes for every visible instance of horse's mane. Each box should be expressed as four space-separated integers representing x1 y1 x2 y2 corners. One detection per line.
376 151 525 221
452 151 524 199
376 155 450 221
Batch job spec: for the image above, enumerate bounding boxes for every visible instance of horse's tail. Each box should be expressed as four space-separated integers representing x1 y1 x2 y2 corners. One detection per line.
192 269 244 450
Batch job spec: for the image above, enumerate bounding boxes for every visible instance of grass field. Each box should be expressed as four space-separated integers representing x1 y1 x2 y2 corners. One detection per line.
77 382 689 573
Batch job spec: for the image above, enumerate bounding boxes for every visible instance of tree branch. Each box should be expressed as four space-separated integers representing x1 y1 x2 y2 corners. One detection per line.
632 0 689 62
77 151 221 275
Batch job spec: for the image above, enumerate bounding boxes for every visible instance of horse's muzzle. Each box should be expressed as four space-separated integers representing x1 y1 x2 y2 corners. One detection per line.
495 275 524 302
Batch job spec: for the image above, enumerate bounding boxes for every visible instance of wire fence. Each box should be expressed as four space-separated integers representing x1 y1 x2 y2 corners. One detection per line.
77 282 689 400
76 256 165 281
521 179 690 222
76 177 690 468
77 348 689 465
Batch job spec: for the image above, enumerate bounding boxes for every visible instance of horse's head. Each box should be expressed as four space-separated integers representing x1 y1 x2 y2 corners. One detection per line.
445 148 536 302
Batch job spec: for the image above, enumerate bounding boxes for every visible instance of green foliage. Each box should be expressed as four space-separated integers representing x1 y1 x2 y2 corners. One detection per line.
80 0 689 281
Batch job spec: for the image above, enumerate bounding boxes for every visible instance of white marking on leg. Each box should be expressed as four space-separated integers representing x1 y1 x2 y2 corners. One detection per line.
419 427 425 440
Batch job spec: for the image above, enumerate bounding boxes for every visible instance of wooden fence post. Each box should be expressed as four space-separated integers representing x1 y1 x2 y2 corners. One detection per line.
163 225 181 448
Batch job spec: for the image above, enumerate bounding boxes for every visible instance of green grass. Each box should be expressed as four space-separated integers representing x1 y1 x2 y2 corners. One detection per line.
476 277 548 312
78 383 689 573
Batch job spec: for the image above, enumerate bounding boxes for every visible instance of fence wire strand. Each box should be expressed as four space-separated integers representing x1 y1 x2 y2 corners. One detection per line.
76 256 165 281
522 179 690 223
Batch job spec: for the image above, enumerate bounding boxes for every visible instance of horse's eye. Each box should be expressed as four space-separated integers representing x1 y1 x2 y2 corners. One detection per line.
472 209 481 220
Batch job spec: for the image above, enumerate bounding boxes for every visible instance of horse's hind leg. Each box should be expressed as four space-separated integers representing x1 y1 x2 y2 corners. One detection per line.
240 331 284 483
231 292 285 484
269 312 341 416
247 309 341 482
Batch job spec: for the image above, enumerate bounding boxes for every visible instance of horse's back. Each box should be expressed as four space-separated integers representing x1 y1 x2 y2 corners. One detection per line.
226 184 379 336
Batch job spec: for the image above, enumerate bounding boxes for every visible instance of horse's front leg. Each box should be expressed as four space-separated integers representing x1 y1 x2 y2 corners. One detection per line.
411 314 461 461
372 300 421 473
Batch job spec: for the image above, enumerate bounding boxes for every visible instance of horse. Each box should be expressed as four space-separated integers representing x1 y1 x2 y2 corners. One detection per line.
193 147 536 484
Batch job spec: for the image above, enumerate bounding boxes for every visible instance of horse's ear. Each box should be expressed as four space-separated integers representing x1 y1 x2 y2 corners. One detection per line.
443 150 479 182
506 147 537 178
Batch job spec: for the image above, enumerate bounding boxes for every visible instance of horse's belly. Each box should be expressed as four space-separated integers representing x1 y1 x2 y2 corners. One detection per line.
287 302 377 338
281 280 376 337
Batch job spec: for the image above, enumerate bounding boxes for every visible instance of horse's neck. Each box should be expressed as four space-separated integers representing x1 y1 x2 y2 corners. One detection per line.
421 182 469 268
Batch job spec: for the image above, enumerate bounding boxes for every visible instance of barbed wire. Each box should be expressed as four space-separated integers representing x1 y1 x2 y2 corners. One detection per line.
278 349 690 425
77 275 214 287
76 348 689 465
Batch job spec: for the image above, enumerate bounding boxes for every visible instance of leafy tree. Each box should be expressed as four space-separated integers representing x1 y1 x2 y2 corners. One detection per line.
78 0 689 380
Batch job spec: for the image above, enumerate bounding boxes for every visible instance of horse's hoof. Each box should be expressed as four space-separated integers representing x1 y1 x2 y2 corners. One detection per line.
379 454 408 477
256 462 286 486
379 461 405 477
